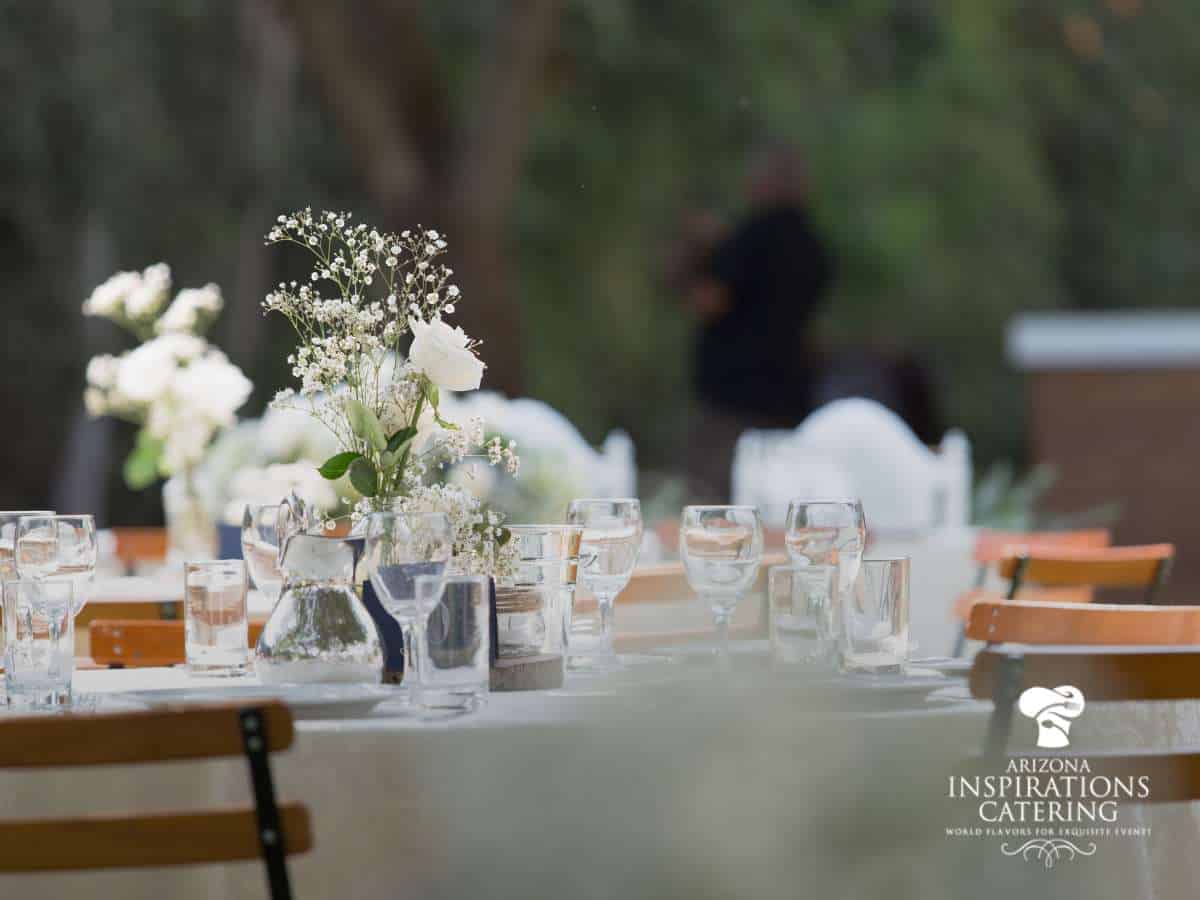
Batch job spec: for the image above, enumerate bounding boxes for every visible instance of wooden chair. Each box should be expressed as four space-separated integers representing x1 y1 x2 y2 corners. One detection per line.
967 600 1200 646
611 555 786 652
998 543 1175 604
111 527 168 573
90 619 268 668
970 644 1200 801
0 702 311 897
950 529 1111 656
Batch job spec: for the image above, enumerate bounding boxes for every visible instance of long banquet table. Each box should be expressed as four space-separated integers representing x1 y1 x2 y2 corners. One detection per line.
4 655 1200 899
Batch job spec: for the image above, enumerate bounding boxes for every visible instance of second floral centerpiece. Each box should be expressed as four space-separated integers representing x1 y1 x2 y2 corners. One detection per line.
260 209 520 681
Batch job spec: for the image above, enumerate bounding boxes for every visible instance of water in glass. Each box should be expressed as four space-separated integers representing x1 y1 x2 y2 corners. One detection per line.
184 560 249 676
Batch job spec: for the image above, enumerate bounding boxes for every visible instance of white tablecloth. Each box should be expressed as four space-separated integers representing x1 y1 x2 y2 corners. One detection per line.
2 662 1196 900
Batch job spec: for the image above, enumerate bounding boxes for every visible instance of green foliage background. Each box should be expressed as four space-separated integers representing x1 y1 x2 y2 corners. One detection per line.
1 0 1197 517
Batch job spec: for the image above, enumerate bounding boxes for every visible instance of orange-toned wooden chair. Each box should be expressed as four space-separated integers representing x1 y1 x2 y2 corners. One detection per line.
998 543 1175 604
0 702 311 898
970 643 1200 798
967 600 1200 646
89 618 268 668
950 529 1112 655
610 554 786 652
111 527 168 573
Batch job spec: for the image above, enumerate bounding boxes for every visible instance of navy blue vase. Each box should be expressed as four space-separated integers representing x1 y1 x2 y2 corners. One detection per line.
360 580 406 683
216 523 243 560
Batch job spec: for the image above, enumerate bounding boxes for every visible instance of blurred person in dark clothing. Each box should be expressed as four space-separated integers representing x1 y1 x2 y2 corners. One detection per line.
683 143 836 501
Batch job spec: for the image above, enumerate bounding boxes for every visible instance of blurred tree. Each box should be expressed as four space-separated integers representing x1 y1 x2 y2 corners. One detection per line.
281 0 562 396
3 0 1200 521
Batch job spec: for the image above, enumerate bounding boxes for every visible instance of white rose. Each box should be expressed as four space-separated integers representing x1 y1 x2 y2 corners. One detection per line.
83 387 108 417
83 270 141 317
85 354 120 390
408 316 485 392
114 333 207 405
157 283 223 334
125 262 172 319
173 351 253 426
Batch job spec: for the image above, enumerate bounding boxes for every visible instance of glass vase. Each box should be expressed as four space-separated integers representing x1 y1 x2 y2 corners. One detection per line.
162 471 216 564
255 533 383 684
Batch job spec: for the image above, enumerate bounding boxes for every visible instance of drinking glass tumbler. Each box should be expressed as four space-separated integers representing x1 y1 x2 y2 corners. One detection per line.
768 564 836 667
4 579 75 707
842 557 910 674
783 499 866 668
184 560 249 676
415 574 490 713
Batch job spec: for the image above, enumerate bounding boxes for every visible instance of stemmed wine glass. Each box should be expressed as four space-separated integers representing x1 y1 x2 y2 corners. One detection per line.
565 498 643 671
783 499 866 667
0 511 55 582
679 505 763 669
363 511 453 696
15 514 98 615
242 504 284 608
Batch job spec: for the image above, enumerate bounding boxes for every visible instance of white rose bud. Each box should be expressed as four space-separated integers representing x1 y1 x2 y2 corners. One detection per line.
408 316 485 392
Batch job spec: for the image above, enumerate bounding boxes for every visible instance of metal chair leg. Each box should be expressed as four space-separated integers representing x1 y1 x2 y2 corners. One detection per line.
239 707 293 900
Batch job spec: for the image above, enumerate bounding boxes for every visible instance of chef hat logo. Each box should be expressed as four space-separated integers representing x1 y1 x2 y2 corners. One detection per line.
1018 685 1085 749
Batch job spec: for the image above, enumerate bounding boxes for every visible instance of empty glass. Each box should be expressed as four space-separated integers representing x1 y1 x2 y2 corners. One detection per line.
14 514 97 615
679 505 764 669
364 511 453 693
184 560 249 676
4 579 75 707
414 574 490 713
241 504 284 606
768 564 836 667
842 557 910 674
566 499 643 671
784 499 866 667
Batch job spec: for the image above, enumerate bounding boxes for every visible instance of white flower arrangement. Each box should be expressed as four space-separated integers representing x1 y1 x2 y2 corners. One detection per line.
82 265 253 487
263 209 519 575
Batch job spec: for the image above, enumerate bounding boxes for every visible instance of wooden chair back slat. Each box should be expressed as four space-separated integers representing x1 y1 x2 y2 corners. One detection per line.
0 702 293 768
90 619 266 668
0 805 311 873
974 528 1111 564
111 527 168 570
970 645 1200 703
996 544 1175 588
959 752 1200 805
966 601 1200 646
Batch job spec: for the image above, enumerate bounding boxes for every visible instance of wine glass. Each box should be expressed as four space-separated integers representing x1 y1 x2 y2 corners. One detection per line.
0 511 55 583
241 504 284 607
15 515 98 615
565 498 643 671
783 499 866 667
679 505 763 669
363 511 453 695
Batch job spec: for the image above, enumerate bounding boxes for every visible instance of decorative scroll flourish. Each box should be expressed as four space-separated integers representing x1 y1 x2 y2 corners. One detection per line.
1001 839 1098 868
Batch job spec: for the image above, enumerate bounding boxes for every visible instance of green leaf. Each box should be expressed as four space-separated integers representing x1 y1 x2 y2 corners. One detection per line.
386 426 418 453
378 450 400 471
496 527 512 547
434 413 458 431
348 457 379 497
345 398 388 452
421 378 439 410
123 431 164 491
317 451 361 480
